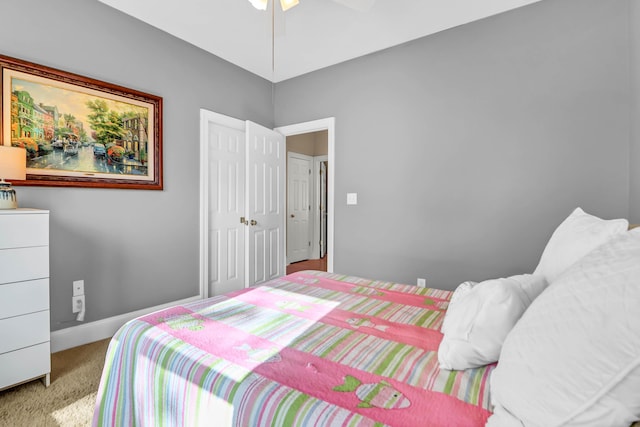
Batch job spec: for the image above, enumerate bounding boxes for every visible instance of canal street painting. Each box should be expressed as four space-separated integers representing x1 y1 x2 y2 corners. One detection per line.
0 55 162 189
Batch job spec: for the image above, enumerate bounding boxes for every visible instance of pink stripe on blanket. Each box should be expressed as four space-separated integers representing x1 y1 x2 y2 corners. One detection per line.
285 272 447 310
232 286 443 350
142 306 490 427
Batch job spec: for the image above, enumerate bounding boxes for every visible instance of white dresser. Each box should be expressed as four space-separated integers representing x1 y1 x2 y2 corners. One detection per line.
0 209 50 390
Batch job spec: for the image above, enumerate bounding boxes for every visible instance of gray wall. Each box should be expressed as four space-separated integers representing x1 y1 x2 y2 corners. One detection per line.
631 0 640 223
275 0 632 289
0 0 274 330
1 0 635 334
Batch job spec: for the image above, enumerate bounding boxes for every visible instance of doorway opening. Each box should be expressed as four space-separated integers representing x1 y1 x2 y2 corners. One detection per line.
285 132 328 274
276 118 335 274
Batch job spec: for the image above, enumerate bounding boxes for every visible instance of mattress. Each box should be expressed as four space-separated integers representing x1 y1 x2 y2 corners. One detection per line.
93 271 495 426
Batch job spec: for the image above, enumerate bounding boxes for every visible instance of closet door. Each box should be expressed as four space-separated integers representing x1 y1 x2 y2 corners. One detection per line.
203 113 246 296
245 121 286 287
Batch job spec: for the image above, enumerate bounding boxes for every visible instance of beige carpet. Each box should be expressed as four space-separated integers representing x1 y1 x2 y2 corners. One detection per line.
0 338 111 427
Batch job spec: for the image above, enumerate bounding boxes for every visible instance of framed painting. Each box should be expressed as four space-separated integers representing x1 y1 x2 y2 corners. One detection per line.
0 54 162 190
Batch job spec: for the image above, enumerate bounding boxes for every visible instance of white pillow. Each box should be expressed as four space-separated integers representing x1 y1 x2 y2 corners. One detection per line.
488 230 640 427
437 274 547 370
533 207 628 283
440 281 476 335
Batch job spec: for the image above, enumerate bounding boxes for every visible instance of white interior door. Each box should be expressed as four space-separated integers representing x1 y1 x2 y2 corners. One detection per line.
287 152 312 264
201 113 330 299
203 114 246 296
246 121 286 287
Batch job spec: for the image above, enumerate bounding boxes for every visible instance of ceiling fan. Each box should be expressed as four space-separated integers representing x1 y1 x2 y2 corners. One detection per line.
249 0 299 12
248 0 376 13
249 0 376 76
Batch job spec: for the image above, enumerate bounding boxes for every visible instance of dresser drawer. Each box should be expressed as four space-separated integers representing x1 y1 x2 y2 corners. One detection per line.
0 279 49 320
0 310 50 354
0 212 48 249
0 246 49 284
0 342 50 391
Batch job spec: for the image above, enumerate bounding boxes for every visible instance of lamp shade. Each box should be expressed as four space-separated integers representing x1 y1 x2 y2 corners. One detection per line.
0 146 26 181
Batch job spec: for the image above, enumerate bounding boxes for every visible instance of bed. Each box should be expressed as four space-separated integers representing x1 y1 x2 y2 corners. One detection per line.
93 209 640 426
93 270 493 426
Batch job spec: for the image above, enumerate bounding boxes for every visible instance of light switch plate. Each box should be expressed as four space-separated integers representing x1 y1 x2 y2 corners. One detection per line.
347 193 358 205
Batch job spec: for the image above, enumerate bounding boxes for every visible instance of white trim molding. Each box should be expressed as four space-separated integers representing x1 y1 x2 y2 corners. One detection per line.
50 295 201 353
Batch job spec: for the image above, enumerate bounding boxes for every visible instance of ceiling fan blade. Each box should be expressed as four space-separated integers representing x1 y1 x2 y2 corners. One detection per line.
331 0 376 12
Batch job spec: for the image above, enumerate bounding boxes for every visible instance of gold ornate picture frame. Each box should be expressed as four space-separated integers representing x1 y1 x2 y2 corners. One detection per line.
0 54 163 190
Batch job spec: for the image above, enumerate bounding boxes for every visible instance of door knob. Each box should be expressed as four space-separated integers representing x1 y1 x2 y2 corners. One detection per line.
250 219 258 226
290 214 295 218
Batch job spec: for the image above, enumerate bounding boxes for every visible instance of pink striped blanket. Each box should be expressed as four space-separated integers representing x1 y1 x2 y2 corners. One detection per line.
93 271 494 426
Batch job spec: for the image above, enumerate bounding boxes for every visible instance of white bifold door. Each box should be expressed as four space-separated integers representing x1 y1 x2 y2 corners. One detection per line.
201 110 285 297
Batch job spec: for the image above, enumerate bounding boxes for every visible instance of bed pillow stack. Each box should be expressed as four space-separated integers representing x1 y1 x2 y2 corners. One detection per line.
487 212 638 426
438 274 547 370
532 207 629 283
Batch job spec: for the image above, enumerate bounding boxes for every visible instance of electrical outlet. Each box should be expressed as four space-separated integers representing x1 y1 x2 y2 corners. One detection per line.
417 278 427 288
73 280 84 296
72 295 85 314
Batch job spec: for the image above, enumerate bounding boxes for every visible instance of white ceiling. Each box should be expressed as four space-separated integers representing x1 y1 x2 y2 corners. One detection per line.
98 0 543 83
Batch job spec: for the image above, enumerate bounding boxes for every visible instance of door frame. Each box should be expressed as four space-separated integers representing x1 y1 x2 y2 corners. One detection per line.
275 117 335 273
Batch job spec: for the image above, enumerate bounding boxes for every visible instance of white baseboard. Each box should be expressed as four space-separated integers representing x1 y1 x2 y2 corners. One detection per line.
50 295 202 353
